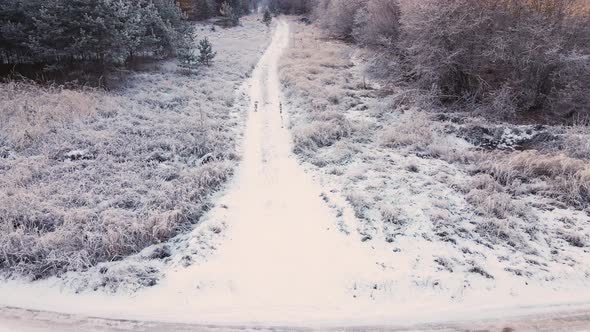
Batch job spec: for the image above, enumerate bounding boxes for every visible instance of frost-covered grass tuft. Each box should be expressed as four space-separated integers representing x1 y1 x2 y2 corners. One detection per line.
563 125 590 160
0 17 270 280
474 151 590 209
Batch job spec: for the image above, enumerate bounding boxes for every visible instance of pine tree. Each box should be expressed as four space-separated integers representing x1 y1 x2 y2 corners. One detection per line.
220 1 240 26
191 0 211 20
263 9 272 27
197 37 216 66
0 0 193 71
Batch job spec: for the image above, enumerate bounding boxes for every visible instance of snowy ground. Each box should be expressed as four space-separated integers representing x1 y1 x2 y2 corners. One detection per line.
278 18 590 323
0 20 385 325
2 306 590 332
1 17 590 332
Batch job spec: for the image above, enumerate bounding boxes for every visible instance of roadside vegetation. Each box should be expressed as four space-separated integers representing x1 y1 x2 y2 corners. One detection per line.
0 0 194 81
290 0 590 221
279 0 590 289
0 0 272 281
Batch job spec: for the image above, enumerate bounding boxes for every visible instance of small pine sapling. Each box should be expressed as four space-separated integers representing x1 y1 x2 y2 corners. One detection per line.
177 29 199 69
197 37 216 66
178 47 199 69
263 9 272 27
220 1 240 26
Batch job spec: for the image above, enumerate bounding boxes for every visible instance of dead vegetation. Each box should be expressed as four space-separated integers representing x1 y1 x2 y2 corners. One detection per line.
0 78 235 279
0 17 270 279
474 151 590 209
314 0 590 123
279 16 589 292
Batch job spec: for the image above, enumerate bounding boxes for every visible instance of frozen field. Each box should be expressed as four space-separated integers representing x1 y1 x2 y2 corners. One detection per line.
0 16 271 287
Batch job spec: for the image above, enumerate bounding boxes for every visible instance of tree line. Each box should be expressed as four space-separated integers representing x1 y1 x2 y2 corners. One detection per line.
0 0 195 72
0 0 274 78
182 0 258 20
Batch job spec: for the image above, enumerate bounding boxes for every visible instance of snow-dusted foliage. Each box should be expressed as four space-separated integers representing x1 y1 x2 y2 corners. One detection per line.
279 19 590 305
312 0 590 122
0 17 271 280
313 0 400 46
400 0 590 120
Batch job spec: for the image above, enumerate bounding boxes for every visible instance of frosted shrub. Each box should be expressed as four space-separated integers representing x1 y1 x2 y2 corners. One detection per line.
314 0 365 40
352 0 401 47
293 112 353 154
402 0 590 120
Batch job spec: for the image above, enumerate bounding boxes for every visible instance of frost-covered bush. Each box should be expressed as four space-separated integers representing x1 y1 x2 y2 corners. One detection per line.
311 0 589 121
563 126 590 160
401 0 590 120
314 0 365 40
293 111 353 154
313 0 401 45
352 0 401 47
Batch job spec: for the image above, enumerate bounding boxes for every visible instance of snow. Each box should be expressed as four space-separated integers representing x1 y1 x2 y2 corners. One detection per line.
1 19 590 330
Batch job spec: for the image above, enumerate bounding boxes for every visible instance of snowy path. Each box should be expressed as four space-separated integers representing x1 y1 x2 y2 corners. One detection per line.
0 19 383 326
169 19 379 311
130 19 381 319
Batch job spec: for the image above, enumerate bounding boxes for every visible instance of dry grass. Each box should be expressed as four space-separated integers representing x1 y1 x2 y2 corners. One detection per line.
563 126 590 160
475 151 590 208
280 22 361 158
0 17 270 279
0 83 101 150
465 175 530 220
280 18 589 259
280 16 590 289
379 110 436 149
0 79 235 279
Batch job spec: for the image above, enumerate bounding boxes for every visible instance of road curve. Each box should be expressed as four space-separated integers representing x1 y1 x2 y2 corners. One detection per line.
2 306 590 332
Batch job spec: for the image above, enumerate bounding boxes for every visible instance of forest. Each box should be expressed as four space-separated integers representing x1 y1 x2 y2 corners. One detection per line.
0 0 191 72
1 0 588 121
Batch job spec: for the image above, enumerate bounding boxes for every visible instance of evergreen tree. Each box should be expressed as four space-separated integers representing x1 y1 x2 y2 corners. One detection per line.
178 47 199 69
0 0 194 73
197 37 216 66
263 9 272 27
191 0 212 20
220 1 240 26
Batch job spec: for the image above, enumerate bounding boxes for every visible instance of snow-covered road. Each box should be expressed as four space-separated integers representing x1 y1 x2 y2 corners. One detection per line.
110 19 385 320
172 19 381 312
0 18 386 328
